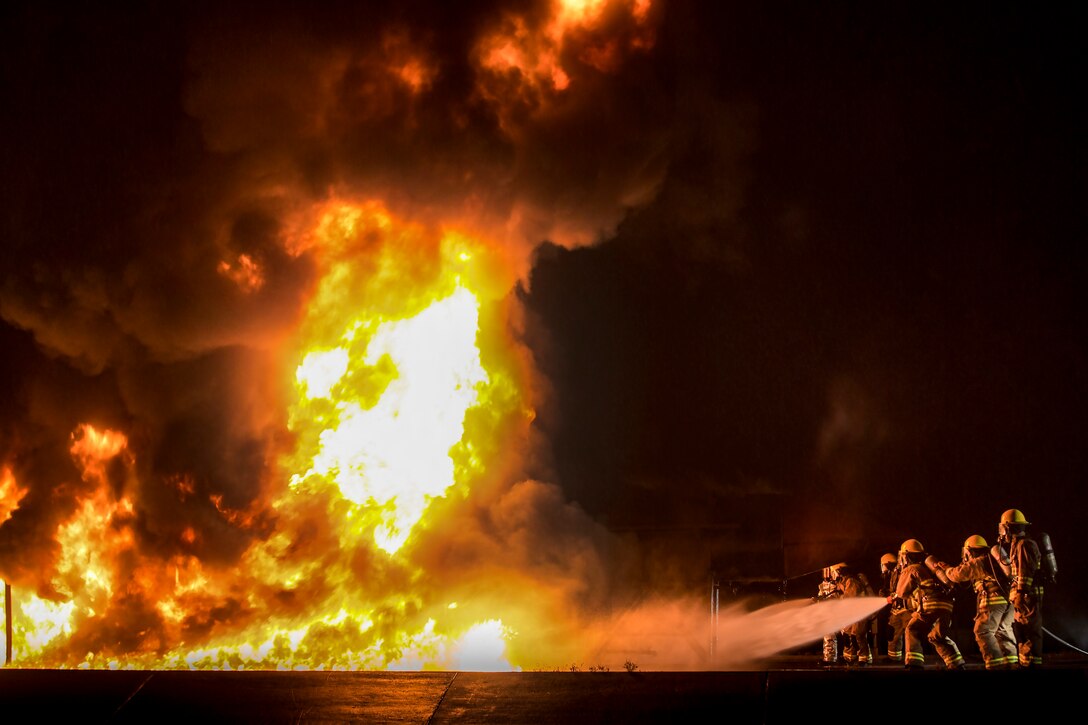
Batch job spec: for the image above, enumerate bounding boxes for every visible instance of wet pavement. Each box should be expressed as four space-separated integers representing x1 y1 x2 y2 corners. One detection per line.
3 652 1086 723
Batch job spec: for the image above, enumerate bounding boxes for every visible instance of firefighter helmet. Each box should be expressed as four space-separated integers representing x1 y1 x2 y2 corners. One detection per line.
880 553 896 568
962 534 988 563
898 538 925 565
999 508 1030 540
1000 509 1030 526
899 539 924 554
829 562 849 579
964 534 988 549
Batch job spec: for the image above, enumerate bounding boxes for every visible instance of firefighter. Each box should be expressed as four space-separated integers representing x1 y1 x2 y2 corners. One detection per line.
814 567 840 666
877 552 909 662
828 562 873 666
931 535 1016 669
998 508 1044 668
891 538 966 670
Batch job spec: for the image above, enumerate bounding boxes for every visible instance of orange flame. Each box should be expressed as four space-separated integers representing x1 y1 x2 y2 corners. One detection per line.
217 253 265 293
0 466 28 526
475 0 658 115
6 203 533 671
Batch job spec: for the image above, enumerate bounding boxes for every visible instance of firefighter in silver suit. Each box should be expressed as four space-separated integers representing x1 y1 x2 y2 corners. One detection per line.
892 538 966 670
933 535 1017 669
998 508 1044 668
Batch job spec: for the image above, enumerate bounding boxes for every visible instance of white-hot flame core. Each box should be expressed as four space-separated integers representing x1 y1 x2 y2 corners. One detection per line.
297 348 350 399
297 285 487 553
451 619 514 672
16 595 77 654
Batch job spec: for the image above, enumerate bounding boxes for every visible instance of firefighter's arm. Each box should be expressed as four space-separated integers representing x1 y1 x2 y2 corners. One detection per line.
937 559 974 585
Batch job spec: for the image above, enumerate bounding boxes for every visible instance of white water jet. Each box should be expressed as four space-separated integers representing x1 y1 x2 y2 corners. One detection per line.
585 596 888 671
713 596 888 667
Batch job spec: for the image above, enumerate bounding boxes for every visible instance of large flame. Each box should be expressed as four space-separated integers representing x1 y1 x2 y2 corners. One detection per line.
0 202 533 670
0 0 667 671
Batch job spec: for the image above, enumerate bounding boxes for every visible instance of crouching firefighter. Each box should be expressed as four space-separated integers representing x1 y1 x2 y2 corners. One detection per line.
891 539 965 670
929 535 1016 669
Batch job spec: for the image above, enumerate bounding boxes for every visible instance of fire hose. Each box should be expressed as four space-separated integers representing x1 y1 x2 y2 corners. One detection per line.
1045 627 1088 656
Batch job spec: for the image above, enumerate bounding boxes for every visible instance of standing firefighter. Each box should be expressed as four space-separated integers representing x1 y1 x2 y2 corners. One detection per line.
815 567 840 666
931 535 1017 669
877 552 909 662
998 508 1048 668
892 538 965 670
829 562 874 666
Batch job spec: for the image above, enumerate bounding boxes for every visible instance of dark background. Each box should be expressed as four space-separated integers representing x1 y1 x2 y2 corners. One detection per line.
519 2 1086 641
2 1 1085 654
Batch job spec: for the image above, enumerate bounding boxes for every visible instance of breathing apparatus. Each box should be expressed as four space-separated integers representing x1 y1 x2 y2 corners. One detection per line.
990 543 1012 582
1039 532 1058 584
924 555 953 588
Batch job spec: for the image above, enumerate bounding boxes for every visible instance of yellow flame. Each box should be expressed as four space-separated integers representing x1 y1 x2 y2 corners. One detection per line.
3 425 142 665
284 202 511 558
70 423 127 462
15 596 77 655
293 285 486 552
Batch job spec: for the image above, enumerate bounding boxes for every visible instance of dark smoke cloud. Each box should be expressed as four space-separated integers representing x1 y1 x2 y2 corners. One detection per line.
181 1 673 260
516 1 1088 634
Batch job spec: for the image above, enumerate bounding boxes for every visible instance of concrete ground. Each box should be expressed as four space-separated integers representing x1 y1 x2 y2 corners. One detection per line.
2 652 1085 723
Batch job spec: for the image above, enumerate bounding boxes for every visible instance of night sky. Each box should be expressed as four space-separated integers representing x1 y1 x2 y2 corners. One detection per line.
2 1 1086 658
